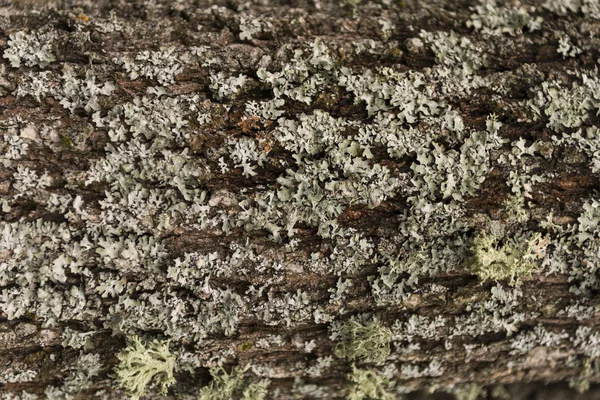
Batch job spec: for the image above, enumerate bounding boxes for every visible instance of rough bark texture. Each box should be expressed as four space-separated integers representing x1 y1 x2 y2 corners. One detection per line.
2 0 600 399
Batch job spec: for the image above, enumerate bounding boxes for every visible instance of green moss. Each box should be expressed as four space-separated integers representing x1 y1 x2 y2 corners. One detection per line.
60 135 72 148
114 335 176 400
239 341 253 352
334 319 392 364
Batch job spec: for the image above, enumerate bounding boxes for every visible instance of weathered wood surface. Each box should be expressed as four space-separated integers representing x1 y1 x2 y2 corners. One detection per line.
2 0 600 398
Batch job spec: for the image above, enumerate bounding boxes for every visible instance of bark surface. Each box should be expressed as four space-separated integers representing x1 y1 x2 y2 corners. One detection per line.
1 0 600 399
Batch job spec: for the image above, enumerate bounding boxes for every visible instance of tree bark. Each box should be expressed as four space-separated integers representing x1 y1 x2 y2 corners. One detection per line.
1 0 600 399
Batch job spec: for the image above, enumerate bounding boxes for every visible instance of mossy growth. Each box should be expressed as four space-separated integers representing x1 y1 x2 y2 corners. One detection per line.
335 319 392 364
466 231 545 286
114 334 176 400
345 365 395 400
60 134 73 148
198 364 270 400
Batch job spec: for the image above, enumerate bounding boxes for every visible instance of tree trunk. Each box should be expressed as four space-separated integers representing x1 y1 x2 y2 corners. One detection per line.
2 0 600 399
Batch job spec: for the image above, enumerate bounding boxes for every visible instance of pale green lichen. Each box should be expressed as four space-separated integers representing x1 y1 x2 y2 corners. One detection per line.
453 383 486 400
553 126 600 173
334 319 392 364
502 194 528 223
256 39 336 105
568 357 593 394
114 335 176 400
557 35 582 58
3 30 56 68
489 384 511 399
452 284 527 337
209 72 247 101
467 1 543 35
345 366 395 400
116 47 183 86
466 231 546 286
509 324 568 355
419 30 488 75
526 73 600 132
198 364 270 400
543 0 600 19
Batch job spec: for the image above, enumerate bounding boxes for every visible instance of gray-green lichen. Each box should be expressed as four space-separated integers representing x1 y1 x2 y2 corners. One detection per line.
3 30 56 68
